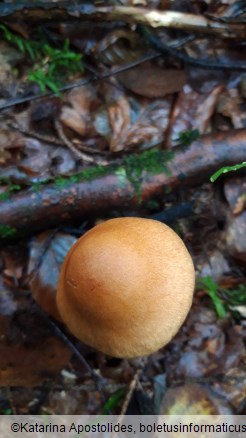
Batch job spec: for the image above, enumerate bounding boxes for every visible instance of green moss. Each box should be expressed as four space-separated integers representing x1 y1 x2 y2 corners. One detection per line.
0 149 174 203
0 224 17 238
178 129 200 147
123 149 174 201
0 184 21 201
53 165 110 189
75 165 110 183
198 277 227 319
0 25 83 95
115 168 127 189
54 176 69 188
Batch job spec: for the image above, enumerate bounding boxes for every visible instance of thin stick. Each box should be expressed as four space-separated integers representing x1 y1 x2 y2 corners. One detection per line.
55 119 108 165
120 358 148 415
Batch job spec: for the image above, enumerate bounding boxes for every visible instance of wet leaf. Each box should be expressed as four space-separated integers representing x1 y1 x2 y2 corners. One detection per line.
28 232 77 320
0 335 72 386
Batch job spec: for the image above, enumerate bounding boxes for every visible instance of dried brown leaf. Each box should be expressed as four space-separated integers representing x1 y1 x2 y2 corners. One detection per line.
118 64 187 98
167 84 223 146
60 85 99 136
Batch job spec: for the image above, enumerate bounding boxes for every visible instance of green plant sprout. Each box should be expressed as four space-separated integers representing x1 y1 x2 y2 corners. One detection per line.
0 25 83 94
198 276 227 319
210 162 246 182
28 40 83 94
0 24 40 60
222 284 246 307
102 388 125 414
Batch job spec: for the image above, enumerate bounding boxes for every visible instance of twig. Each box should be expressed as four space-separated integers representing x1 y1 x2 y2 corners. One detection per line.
111 358 148 437
142 26 246 71
47 319 105 391
119 358 148 416
2 4 244 38
55 119 108 165
30 296 106 392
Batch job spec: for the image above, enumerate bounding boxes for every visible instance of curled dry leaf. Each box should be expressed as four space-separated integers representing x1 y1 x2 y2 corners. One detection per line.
167 84 224 146
107 95 131 152
94 80 172 151
121 99 171 150
97 29 144 66
216 88 244 129
60 85 100 136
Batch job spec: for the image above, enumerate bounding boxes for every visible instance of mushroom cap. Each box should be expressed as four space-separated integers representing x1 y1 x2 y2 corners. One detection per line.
57 217 195 358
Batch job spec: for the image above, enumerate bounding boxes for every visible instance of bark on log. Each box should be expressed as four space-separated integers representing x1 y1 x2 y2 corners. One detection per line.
0 129 246 239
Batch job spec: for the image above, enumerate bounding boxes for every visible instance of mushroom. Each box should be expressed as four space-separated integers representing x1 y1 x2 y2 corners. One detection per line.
57 217 195 358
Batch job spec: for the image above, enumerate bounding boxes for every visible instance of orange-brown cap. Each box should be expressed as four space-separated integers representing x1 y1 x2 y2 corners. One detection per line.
57 218 195 358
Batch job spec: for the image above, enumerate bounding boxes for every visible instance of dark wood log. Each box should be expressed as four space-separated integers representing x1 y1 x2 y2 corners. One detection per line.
0 129 246 239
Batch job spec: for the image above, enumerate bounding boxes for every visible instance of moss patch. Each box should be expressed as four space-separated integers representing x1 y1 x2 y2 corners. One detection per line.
0 224 17 239
123 149 174 200
0 148 174 202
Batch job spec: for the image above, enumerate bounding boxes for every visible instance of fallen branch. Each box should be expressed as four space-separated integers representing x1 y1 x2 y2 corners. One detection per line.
0 129 245 240
1 3 245 39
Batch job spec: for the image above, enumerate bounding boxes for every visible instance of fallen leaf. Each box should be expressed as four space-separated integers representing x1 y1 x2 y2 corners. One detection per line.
60 85 99 136
28 232 77 320
118 64 187 98
160 383 232 415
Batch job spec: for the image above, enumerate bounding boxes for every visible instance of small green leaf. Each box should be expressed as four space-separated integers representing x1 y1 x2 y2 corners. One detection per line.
210 162 246 182
102 388 125 414
198 276 227 319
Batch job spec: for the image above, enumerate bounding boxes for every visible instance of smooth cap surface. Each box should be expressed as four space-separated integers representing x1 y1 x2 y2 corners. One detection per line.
57 217 195 358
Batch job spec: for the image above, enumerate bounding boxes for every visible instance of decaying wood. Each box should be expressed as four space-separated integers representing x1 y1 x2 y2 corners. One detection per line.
1 3 245 39
0 129 245 239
